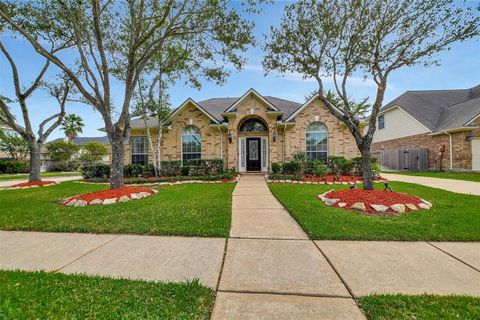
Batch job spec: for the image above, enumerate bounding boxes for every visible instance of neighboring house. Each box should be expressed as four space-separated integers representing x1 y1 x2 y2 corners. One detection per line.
126 88 359 172
371 84 480 171
42 136 112 171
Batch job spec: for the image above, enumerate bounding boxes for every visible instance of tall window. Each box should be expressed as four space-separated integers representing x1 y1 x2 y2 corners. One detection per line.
306 122 328 161
131 136 148 165
378 115 385 129
182 126 201 162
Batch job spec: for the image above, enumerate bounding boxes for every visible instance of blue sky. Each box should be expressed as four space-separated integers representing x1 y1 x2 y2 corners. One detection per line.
1 1 479 140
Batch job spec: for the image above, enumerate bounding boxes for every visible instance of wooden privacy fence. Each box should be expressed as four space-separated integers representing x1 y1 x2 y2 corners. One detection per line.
378 148 429 171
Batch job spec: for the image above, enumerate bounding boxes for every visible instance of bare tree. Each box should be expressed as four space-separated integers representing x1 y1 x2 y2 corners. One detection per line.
1 0 260 188
263 0 479 189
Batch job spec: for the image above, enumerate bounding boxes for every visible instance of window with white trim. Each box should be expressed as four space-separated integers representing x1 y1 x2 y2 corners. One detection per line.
182 126 201 163
378 115 385 129
131 136 148 165
306 122 328 161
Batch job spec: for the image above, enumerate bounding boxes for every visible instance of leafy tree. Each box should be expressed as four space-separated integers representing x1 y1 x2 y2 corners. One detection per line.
46 140 79 163
79 141 109 165
61 114 84 142
263 0 479 189
0 2 73 182
0 0 262 188
0 128 28 160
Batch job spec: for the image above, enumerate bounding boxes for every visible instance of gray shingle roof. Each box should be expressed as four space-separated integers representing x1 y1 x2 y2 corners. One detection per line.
381 84 480 132
50 136 110 145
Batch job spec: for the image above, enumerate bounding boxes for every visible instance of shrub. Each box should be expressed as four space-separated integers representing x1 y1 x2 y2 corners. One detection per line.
313 163 328 178
304 160 322 175
351 156 381 178
159 160 182 176
292 150 307 175
185 159 224 176
81 164 111 180
79 141 109 165
0 159 29 174
52 160 80 172
181 165 190 176
282 161 301 175
327 156 353 177
271 162 281 174
123 164 144 177
372 158 381 179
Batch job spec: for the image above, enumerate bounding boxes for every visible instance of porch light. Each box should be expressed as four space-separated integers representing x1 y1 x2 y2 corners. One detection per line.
228 132 233 144
466 133 474 142
272 131 277 142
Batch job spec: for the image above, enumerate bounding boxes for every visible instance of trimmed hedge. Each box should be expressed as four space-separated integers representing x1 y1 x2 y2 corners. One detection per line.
0 159 29 174
81 159 225 180
86 172 235 184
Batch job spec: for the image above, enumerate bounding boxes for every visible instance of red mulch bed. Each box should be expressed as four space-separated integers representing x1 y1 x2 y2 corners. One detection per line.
327 189 423 214
67 187 155 204
303 175 386 183
9 181 57 188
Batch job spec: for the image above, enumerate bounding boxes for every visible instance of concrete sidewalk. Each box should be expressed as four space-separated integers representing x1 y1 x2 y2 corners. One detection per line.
382 173 480 195
0 175 82 187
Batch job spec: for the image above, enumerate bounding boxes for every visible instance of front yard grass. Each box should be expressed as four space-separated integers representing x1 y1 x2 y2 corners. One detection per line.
358 294 480 320
269 181 480 241
0 181 234 237
387 171 480 182
0 171 81 181
0 270 213 319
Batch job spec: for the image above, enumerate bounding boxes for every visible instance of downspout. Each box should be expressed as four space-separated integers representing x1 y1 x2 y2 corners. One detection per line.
283 124 287 163
217 126 223 161
445 132 453 171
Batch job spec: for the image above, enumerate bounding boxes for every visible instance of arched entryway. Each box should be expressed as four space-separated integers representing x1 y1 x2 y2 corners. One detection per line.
237 117 269 172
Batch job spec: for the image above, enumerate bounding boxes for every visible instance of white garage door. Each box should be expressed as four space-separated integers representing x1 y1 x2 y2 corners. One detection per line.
472 138 480 171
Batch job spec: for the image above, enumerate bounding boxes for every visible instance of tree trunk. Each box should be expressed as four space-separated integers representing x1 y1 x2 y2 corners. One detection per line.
28 142 42 182
361 148 374 190
156 129 162 176
109 133 126 189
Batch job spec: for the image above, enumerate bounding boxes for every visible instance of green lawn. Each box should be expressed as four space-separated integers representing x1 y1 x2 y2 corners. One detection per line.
358 294 480 320
0 171 81 181
269 181 480 241
0 181 234 237
0 270 213 319
387 171 480 182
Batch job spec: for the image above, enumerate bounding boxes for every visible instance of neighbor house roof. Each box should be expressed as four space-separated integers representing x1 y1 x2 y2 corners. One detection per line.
380 84 480 132
50 136 110 145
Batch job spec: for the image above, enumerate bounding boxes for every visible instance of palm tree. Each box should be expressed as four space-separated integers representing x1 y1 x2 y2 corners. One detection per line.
61 114 84 142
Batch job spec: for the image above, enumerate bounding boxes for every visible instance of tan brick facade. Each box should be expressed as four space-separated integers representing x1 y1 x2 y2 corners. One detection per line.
372 120 480 170
126 92 360 171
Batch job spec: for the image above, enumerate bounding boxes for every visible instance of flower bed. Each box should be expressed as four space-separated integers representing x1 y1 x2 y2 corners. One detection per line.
3 181 57 190
267 174 385 185
60 187 158 207
318 189 432 214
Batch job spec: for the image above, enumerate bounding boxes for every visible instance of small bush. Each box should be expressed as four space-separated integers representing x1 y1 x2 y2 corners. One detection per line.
313 163 328 178
327 156 353 177
0 159 29 174
304 160 323 175
181 165 190 176
123 164 144 177
271 162 281 174
351 156 381 178
159 160 182 176
185 159 224 176
282 161 301 175
52 160 80 172
81 164 111 180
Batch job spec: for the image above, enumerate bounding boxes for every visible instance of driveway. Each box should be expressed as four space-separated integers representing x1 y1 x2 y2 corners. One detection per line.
382 173 480 195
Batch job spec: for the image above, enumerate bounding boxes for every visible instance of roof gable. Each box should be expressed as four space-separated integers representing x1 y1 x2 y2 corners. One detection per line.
224 88 280 113
284 93 344 122
168 98 220 124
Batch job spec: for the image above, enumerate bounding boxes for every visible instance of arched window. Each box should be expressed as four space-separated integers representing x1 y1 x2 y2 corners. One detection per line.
306 122 328 161
182 126 201 163
239 118 268 132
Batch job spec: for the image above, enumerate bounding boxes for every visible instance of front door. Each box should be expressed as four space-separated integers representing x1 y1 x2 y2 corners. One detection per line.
246 138 261 171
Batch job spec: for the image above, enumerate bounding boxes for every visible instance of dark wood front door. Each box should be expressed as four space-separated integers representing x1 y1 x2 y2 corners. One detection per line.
246 138 261 171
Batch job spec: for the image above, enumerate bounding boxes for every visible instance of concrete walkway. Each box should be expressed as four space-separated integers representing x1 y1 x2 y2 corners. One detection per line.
382 173 480 195
0 175 82 187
